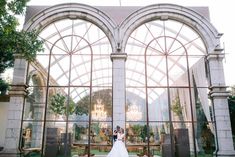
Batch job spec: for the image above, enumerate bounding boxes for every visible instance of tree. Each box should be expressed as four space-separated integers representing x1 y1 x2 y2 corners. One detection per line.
0 0 43 74
49 93 75 117
49 93 66 116
0 78 9 95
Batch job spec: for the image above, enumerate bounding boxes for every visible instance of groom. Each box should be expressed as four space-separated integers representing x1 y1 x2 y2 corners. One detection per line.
113 125 120 142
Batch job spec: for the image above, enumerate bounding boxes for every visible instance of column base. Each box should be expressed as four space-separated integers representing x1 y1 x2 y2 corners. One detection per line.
0 148 21 157
214 150 235 157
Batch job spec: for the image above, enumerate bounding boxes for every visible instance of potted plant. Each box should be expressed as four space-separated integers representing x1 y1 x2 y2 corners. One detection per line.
149 132 155 143
171 95 185 128
171 96 183 117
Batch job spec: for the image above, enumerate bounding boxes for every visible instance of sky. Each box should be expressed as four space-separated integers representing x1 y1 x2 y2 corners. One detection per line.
22 0 235 86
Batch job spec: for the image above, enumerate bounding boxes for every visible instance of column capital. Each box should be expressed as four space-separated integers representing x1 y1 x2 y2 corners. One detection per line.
206 48 224 61
209 85 230 98
8 84 28 97
13 53 24 59
110 53 127 61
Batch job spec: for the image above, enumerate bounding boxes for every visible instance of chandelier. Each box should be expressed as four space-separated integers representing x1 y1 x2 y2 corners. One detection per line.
126 104 142 121
91 99 107 121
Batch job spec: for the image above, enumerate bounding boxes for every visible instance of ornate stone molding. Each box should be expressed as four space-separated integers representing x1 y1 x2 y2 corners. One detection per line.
119 4 221 53
8 84 28 97
209 85 230 98
207 48 225 61
110 53 127 61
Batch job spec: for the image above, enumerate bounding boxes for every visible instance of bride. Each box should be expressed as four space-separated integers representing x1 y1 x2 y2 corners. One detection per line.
107 128 129 157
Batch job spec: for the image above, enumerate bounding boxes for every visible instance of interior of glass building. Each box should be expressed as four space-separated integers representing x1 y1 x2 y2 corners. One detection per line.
0 3 235 157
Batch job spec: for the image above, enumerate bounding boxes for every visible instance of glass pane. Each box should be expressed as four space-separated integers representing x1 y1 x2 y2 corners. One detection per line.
148 88 169 121
71 122 89 144
90 122 112 145
146 55 167 86
169 88 193 124
49 55 70 86
126 122 148 145
126 88 146 122
92 55 112 87
149 122 172 157
70 122 89 156
21 121 43 150
91 88 112 122
24 87 46 121
43 122 66 157
189 56 209 88
46 87 69 120
173 122 196 157
195 86 215 156
70 54 92 86
68 87 90 121
126 55 145 88
28 59 49 86
168 56 189 86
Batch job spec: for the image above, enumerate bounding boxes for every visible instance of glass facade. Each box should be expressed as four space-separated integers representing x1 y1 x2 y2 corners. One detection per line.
125 20 215 156
22 19 113 156
20 15 216 157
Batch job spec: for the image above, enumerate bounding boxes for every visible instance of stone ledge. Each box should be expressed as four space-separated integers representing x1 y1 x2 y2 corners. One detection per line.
110 53 127 61
0 148 21 157
215 150 235 157
8 84 28 96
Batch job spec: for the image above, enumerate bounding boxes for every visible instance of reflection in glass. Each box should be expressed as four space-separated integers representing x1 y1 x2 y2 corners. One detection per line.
43 122 67 157
148 88 169 122
21 121 43 149
72 122 89 144
196 121 215 156
126 89 146 121
91 99 107 121
126 103 142 121
90 122 112 145
46 87 69 121
91 88 112 122
126 122 148 145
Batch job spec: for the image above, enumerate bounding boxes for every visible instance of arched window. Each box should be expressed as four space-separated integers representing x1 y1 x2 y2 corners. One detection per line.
23 18 113 156
125 19 214 156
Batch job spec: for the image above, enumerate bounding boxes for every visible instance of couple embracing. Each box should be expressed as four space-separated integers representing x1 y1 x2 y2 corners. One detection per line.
106 126 129 157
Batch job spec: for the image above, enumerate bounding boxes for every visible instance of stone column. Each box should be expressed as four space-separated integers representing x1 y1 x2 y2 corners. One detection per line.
1 56 28 155
30 87 44 148
31 103 44 148
110 53 127 130
207 50 235 157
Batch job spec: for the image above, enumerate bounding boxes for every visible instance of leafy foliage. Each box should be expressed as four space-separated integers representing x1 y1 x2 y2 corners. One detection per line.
0 78 9 95
49 93 75 116
171 96 183 116
74 95 89 115
0 0 44 74
74 89 112 116
68 99 75 115
49 93 66 116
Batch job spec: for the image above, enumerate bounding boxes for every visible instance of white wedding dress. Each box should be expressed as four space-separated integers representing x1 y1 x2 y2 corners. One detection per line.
107 133 129 157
